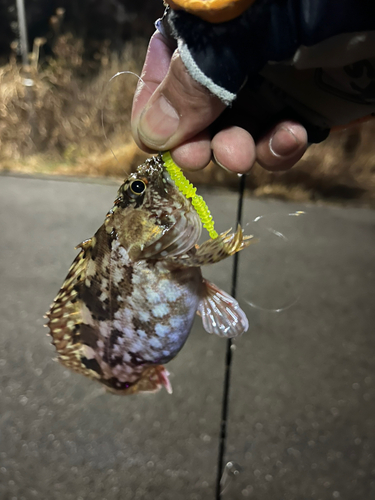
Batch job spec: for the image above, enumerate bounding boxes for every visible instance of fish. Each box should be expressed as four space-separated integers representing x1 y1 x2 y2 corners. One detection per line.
46 154 254 395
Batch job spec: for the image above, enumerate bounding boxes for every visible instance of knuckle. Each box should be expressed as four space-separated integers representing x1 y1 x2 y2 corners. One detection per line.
168 52 215 109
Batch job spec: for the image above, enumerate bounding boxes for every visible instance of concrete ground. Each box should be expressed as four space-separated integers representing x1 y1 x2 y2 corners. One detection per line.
0 175 374 500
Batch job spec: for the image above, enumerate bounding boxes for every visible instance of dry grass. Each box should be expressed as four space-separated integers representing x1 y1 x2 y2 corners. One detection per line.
0 33 145 165
1 33 375 207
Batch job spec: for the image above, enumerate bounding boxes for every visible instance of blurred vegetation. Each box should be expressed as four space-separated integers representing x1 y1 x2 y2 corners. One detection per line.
0 32 147 173
0 9 374 207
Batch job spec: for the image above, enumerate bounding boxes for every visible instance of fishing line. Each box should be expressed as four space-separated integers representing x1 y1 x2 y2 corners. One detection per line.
245 296 299 313
216 173 246 499
242 210 306 313
100 71 152 164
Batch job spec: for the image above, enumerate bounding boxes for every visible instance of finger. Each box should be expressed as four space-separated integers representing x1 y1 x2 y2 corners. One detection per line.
135 51 226 151
256 121 308 171
211 126 256 174
170 130 212 170
131 31 174 151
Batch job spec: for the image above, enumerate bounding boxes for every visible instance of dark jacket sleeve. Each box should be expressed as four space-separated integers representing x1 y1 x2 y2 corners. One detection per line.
159 0 375 141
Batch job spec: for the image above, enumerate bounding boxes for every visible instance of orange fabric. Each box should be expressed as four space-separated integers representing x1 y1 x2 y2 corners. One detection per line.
331 114 375 132
166 0 256 23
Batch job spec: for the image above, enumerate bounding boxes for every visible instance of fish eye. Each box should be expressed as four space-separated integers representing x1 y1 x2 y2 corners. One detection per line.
129 179 146 196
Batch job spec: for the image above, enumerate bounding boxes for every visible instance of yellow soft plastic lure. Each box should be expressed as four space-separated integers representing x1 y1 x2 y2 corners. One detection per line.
162 151 218 239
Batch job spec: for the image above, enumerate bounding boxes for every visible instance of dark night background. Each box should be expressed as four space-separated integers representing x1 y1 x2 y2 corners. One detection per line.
0 0 163 57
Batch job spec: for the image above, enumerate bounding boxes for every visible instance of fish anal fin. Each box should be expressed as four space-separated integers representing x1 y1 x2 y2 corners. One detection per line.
112 365 173 395
197 279 248 338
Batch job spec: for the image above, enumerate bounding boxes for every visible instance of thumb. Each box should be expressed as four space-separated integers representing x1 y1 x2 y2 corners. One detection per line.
133 46 226 151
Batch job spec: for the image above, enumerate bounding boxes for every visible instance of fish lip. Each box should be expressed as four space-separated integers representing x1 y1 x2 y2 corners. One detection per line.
163 169 174 186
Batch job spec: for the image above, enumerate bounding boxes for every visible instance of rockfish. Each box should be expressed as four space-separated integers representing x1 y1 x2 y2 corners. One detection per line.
46 154 253 395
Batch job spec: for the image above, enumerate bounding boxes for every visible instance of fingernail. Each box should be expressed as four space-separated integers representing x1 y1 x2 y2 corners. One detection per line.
269 126 299 157
138 95 179 147
212 152 232 172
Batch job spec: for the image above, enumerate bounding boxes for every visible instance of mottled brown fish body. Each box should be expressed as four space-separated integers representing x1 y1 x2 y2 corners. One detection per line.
47 155 254 395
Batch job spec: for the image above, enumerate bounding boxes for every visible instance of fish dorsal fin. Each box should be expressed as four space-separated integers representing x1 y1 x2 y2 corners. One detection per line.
197 279 248 338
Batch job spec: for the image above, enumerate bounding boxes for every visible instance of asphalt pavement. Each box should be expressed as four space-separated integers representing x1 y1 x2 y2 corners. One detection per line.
0 174 374 500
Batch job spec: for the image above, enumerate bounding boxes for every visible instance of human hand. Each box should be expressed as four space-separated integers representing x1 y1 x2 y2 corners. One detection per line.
131 31 308 174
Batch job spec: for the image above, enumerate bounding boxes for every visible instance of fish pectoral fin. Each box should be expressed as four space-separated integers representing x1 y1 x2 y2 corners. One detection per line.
138 209 202 260
197 279 249 338
174 225 255 267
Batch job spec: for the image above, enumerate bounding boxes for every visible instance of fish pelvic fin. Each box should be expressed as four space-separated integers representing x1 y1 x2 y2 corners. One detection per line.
197 279 249 338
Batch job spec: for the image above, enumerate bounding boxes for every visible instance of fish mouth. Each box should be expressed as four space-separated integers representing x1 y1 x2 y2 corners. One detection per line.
162 168 174 186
